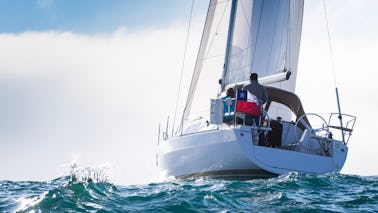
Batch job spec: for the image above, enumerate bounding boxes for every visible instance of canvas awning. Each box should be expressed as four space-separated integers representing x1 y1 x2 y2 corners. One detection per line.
265 86 310 128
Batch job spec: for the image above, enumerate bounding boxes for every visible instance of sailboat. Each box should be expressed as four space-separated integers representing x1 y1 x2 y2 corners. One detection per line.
157 0 356 179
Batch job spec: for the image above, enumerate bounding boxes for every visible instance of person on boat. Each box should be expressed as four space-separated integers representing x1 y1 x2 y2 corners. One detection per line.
222 87 236 122
242 72 268 107
242 73 268 145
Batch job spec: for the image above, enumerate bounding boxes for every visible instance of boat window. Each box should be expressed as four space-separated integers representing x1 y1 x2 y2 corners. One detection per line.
266 101 296 122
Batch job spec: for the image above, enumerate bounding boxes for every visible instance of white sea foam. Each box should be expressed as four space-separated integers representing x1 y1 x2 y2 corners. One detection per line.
66 162 113 183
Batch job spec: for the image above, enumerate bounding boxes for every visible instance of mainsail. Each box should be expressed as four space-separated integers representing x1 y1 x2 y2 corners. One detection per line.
223 0 304 92
182 0 304 128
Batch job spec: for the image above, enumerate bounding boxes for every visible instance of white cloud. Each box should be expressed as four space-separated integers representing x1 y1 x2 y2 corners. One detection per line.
0 23 202 185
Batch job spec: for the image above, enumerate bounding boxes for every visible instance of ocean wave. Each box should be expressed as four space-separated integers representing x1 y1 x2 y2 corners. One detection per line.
22 176 117 212
1 163 116 212
1 173 377 212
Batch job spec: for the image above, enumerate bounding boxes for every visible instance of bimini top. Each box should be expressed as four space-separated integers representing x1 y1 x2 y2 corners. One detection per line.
265 86 310 126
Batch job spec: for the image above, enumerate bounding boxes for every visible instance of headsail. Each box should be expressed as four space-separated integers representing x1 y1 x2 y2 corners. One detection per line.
182 0 232 125
182 0 219 123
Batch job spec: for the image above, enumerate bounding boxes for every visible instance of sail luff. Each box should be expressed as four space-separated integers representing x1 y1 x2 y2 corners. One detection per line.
182 0 218 122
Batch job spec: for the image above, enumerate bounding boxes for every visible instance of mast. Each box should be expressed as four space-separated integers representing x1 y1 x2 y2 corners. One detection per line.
221 0 238 91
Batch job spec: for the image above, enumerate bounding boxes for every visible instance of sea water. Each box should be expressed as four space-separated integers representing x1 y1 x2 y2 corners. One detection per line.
1 171 377 212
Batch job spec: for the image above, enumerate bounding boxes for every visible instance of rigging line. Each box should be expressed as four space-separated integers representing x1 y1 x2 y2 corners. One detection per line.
323 0 345 142
322 0 337 87
172 0 195 136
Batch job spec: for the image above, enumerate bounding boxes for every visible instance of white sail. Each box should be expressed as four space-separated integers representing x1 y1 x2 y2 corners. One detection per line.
182 0 231 124
182 0 219 123
223 0 304 92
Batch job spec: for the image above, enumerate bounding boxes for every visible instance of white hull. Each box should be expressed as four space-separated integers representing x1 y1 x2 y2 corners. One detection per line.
158 125 348 179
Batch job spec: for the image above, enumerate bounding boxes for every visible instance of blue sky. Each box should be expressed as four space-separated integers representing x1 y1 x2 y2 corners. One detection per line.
0 0 377 185
0 0 208 33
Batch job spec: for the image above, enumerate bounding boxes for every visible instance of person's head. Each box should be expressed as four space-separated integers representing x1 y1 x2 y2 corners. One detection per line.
226 87 235 98
250 73 258 81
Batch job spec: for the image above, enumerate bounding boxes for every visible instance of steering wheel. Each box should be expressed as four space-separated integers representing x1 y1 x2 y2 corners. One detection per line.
294 113 329 142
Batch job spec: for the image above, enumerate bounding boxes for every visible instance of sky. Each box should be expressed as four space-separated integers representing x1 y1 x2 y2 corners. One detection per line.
0 0 377 185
